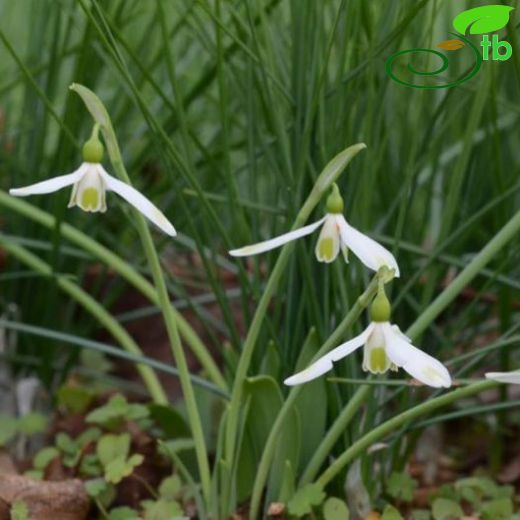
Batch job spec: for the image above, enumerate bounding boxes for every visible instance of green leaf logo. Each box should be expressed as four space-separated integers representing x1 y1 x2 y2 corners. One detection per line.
453 5 514 35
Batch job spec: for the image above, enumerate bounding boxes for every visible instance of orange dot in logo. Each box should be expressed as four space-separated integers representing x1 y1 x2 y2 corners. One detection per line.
436 39 465 51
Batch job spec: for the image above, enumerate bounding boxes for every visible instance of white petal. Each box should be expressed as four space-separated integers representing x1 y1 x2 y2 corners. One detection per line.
391 324 412 343
100 167 176 237
363 323 393 373
328 323 374 361
315 214 341 263
383 323 451 388
229 216 326 257
485 371 520 384
69 164 106 213
284 324 372 386
9 165 86 197
337 215 400 277
284 356 334 386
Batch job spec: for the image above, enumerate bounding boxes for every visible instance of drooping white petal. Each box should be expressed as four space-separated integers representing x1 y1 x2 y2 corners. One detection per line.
69 163 106 213
229 216 326 257
485 371 520 384
315 214 341 263
336 215 400 277
9 165 86 197
284 324 372 386
284 356 334 386
100 167 176 237
328 323 374 361
383 323 451 388
391 324 412 343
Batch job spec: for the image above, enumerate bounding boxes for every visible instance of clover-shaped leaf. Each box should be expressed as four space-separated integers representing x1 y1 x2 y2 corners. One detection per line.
323 497 349 520
480 498 513 520
33 446 60 471
96 433 143 484
104 454 143 484
386 471 417 502
80 453 102 477
159 475 182 500
97 433 130 466
381 505 404 520
85 478 116 508
287 483 326 516
55 432 83 468
453 5 514 35
57 383 94 414
141 498 183 520
56 432 77 454
77 427 102 448
86 394 149 427
431 498 463 520
85 478 109 498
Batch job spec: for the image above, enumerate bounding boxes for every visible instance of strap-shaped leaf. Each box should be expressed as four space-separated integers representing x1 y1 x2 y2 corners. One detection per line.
453 5 514 35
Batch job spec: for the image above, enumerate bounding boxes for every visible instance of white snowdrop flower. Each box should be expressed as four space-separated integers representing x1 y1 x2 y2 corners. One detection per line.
9 127 176 237
229 184 399 276
284 288 451 389
485 371 520 384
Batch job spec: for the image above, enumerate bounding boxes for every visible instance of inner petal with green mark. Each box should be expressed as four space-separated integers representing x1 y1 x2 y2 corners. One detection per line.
368 347 390 373
318 237 334 261
81 187 99 211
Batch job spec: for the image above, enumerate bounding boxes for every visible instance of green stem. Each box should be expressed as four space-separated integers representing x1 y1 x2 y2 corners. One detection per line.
0 237 167 405
111 156 212 505
70 83 212 506
248 275 379 519
299 385 372 485
316 380 498 487
224 143 367 511
0 191 227 391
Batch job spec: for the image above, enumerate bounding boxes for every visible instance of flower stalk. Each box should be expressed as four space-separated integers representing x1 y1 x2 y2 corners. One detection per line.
224 143 368 515
70 84 211 506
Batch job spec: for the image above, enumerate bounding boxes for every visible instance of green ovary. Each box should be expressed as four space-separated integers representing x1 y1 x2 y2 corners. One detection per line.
319 238 334 261
81 187 99 210
369 347 389 373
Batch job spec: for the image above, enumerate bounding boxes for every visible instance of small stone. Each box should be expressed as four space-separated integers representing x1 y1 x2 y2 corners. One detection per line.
267 502 285 516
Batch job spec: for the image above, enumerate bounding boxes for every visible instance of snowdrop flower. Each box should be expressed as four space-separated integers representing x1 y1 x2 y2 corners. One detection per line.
229 184 399 276
9 126 176 236
485 371 520 384
284 287 451 388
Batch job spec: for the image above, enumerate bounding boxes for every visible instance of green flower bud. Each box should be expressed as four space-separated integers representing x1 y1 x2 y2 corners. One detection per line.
82 125 104 163
370 290 391 322
325 183 344 214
